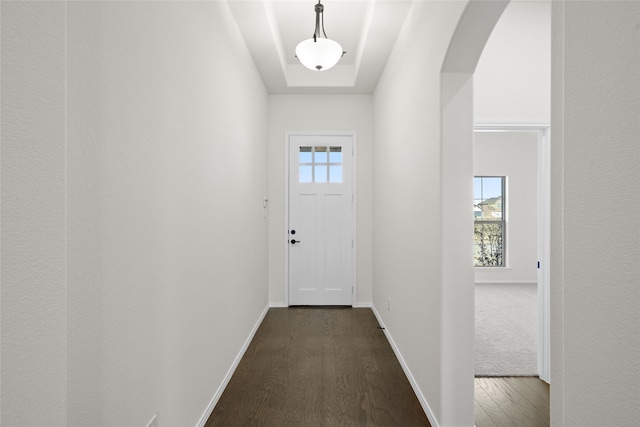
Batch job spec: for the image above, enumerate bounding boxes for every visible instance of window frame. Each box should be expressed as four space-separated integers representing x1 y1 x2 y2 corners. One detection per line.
474 176 507 268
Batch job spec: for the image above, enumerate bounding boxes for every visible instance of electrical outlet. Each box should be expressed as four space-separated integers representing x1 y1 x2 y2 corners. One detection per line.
146 414 157 427
387 297 391 312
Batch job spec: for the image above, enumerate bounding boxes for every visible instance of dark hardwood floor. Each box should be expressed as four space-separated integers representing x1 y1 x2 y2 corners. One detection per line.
206 307 430 427
475 377 550 427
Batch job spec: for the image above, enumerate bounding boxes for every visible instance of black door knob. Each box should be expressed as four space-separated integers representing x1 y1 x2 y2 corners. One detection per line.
291 239 300 244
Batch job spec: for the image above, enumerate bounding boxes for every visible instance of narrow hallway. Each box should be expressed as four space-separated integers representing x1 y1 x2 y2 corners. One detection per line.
207 308 429 426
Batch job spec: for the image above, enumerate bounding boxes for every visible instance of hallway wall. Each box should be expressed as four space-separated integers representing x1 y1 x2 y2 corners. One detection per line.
372 1 470 425
551 1 640 424
1 3 67 424
268 95 373 306
1 2 268 426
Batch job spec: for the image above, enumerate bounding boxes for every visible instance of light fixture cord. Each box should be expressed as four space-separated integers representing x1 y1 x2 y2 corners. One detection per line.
313 3 320 42
313 1 328 42
321 5 327 38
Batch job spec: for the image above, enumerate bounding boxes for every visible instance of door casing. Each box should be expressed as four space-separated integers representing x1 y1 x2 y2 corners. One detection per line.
283 131 357 307
475 124 551 383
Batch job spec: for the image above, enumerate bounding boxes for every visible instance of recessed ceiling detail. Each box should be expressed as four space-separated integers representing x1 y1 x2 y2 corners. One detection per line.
227 0 413 94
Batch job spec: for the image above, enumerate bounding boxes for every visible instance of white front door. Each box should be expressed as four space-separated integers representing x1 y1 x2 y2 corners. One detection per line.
288 133 354 306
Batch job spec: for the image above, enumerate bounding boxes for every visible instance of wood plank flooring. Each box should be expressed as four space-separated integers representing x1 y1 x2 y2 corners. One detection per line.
206 307 430 427
475 377 550 427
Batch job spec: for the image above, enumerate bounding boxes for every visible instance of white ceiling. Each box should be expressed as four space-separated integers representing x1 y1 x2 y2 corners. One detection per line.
228 0 413 94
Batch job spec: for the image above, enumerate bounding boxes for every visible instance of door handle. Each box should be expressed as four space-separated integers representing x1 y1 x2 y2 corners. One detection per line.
290 239 301 244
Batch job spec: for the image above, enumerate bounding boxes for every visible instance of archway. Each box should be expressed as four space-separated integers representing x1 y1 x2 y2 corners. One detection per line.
439 1 509 425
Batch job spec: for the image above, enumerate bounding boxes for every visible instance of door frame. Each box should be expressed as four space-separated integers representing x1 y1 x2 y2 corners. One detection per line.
283 131 357 307
474 124 551 383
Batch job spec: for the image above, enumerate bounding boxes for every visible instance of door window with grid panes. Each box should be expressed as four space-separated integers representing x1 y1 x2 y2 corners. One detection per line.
298 146 343 183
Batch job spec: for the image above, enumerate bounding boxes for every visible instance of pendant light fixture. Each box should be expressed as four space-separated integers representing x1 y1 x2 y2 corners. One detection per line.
295 0 345 71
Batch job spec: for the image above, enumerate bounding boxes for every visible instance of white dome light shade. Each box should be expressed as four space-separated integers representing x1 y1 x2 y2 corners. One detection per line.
295 38 343 71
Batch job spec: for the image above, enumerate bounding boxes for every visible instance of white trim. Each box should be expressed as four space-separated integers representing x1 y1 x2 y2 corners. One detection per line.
537 126 551 383
269 302 288 308
351 134 358 307
196 304 269 427
144 414 157 427
283 135 290 306
474 280 537 284
284 131 358 307
370 305 440 427
352 302 372 309
474 123 550 131
474 124 551 384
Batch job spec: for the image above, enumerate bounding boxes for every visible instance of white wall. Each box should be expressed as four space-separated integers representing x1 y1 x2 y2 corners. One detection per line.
268 95 373 306
372 2 472 425
474 0 551 124
551 1 640 425
474 131 538 283
2 2 269 426
1 3 67 424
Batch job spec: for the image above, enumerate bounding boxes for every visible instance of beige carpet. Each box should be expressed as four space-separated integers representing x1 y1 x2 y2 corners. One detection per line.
474 283 537 376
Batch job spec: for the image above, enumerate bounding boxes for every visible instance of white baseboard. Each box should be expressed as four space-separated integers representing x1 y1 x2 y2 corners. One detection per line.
474 280 537 284
269 301 287 308
370 305 440 427
196 304 270 427
353 302 372 308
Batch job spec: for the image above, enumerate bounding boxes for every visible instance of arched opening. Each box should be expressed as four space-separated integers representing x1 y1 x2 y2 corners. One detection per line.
441 1 554 425
439 1 510 425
